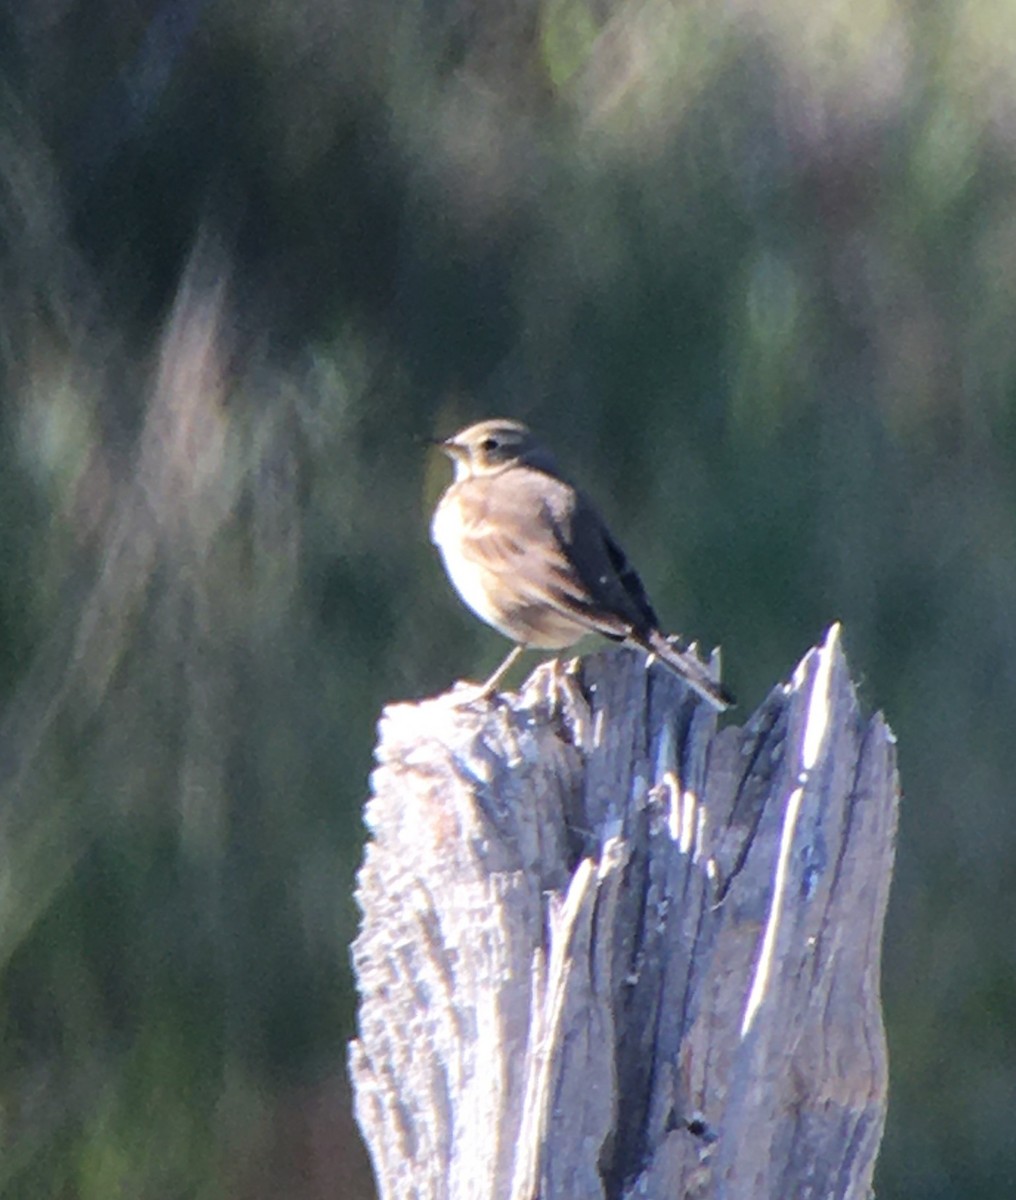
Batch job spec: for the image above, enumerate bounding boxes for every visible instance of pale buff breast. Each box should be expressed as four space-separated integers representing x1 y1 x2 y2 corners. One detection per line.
431 489 588 649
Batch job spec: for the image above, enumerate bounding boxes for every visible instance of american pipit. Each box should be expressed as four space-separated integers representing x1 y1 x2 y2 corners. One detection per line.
430 418 734 709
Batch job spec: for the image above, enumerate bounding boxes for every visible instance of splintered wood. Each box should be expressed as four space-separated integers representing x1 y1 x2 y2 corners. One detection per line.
350 626 898 1200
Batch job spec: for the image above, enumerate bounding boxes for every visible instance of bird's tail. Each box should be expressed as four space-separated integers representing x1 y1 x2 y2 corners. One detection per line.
644 629 735 711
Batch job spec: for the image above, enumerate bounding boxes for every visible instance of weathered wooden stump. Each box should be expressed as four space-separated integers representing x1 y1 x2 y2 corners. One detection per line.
350 624 898 1200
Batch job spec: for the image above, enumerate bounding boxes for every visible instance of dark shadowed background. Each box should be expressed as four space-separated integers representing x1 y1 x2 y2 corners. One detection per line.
1 1 1014 1197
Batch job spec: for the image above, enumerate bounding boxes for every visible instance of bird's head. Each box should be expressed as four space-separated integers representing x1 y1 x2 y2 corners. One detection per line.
434 419 558 480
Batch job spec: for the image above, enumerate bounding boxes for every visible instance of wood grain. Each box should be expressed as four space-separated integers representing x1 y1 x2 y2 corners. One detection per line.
350 625 898 1200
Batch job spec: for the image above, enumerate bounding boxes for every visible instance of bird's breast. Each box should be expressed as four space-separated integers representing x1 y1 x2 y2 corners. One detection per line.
431 486 586 649
431 490 510 634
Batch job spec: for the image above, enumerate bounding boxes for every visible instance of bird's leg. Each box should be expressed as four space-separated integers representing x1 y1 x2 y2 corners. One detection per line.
479 644 526 696
441 645 527 707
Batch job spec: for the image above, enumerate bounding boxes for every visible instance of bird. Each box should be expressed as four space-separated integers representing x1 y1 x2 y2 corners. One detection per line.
429 418 734 709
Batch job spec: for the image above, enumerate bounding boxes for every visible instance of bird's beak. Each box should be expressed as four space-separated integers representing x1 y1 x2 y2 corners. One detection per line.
430 435 466 462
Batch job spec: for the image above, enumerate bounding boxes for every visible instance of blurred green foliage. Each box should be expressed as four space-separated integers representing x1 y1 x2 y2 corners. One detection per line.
2 0 1016 1196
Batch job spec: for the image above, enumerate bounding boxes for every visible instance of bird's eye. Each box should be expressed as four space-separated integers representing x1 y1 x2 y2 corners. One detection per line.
480 437 499 453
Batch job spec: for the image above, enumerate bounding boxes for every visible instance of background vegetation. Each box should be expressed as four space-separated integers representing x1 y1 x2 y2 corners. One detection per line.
2 0 1015 1196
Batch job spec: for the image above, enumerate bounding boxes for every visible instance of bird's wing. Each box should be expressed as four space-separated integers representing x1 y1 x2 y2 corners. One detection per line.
455 469 657 640
561 493 660 633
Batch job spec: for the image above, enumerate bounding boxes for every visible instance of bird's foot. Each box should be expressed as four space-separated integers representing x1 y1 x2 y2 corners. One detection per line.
438 679 503 708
